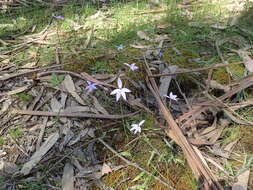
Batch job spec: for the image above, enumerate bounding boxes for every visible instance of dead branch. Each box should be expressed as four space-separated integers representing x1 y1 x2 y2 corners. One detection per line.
149 62 244 77
14 110 139 120
144 56 223 190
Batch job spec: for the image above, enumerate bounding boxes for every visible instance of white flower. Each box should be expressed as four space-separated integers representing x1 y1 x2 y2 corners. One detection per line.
123 63 139 71
130 120 145 134
110 78 131 101
164 92 178 101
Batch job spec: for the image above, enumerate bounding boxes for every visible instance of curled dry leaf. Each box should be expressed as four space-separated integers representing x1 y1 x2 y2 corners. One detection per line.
101 163 112 176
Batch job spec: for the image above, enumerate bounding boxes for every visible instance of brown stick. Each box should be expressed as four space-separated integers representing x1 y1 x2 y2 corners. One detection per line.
14 110 139 119
149 62 243 77
0 64 61 81
144 57 223 190
37 70 116 88
178 74 253 125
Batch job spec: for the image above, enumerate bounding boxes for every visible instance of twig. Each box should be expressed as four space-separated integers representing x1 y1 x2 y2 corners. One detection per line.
98 138 176 190
0 64 62 81
149 62 243 77
178 74 253 126
38 70 116 88
144 56 223 190
14 110 139 119
205 93 253 126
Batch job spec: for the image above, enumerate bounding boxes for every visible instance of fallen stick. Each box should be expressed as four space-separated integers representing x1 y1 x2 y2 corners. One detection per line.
14 110 139 119
144 56 223 190
178 74 253 125
37 70 116 88
149 62 244 77
0 64 62 81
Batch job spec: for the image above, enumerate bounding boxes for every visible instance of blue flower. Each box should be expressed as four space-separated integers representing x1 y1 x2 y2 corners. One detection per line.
53 15 64 20
123 63 139 71
158 52 163 57
116 45 124 50
85 81 97 92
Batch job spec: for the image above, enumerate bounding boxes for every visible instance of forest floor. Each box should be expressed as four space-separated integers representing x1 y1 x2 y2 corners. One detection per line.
0 0 253 189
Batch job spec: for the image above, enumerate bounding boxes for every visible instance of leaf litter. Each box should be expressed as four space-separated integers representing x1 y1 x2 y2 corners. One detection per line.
0 2 253 190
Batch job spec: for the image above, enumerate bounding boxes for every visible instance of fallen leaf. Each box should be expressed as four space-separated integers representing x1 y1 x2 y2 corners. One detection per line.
5 85 31 96
59 126 74 151
20 132 59 175
236 50 253 72
130 44 151 49
62 163 74 190
156 24 169 29
68 128 95 146
211 24 227 30
63 75 86 105
137 30 151 41
101 163 112 176
232 169 250 190
223 139 238 153
50 97 63 112
207 80 230 92
154 34 170 43
0 98 11 114
92 96 108 114
159 66 178 97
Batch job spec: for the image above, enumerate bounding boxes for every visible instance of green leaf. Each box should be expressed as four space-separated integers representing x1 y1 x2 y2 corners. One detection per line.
120 151 132 158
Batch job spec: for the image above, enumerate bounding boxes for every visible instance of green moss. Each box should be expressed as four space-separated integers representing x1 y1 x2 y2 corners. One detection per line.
229 63 246 79
212 68 230 85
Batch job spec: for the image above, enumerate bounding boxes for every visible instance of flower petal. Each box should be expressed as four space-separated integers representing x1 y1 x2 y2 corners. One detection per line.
110 89 119 95
139 120 145 126
123 63 130 67
122 88 131 93
116 92 121 101
121 91 127 101
117 78 123 88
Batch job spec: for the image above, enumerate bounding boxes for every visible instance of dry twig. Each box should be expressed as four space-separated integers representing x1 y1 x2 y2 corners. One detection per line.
14 110 139 119
144 56 223 190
